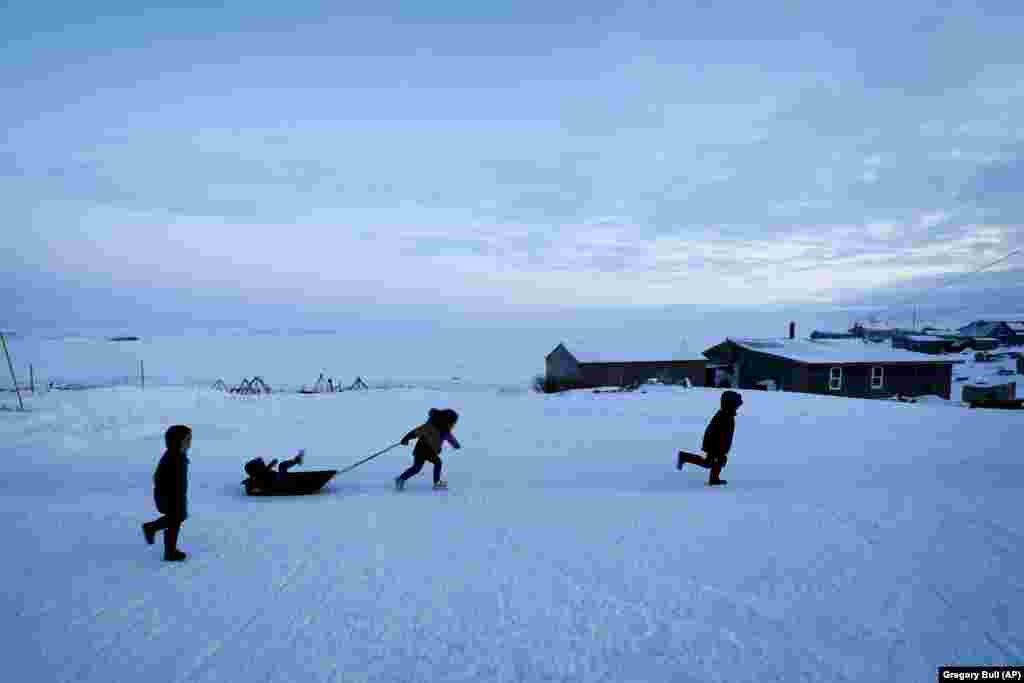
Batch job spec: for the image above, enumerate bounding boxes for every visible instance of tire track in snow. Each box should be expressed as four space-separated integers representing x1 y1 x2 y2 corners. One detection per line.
177 556 313 683
930 583 1023 662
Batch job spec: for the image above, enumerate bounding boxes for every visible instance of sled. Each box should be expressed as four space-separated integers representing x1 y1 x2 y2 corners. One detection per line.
242 470 338 496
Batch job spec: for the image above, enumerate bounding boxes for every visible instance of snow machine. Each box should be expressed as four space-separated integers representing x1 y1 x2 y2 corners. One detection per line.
242 468 338 496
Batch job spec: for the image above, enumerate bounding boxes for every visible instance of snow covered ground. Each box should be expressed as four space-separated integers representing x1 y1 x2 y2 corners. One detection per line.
4 382 1024 682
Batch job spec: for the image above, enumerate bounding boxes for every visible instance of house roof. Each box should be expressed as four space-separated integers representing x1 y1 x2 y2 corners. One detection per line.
726 337 955 365
550 342 705 364
571 349 706 364
958 320 1024 336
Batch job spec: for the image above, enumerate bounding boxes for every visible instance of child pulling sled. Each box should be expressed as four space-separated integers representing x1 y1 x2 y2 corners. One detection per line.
395 408 460 490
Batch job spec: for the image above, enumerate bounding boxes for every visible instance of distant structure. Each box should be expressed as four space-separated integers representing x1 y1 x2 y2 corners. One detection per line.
703 336 955 399
890 334 955 354
545 343 708 388
810 330 858 340
963 382 1017 404
849 321 913 342
957 320 1024 347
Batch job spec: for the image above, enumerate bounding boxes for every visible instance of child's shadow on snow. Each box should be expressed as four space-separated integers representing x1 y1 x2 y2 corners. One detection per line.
529 464 789 494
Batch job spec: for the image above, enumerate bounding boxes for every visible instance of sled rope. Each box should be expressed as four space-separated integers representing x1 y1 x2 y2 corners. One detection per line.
338 442 402 475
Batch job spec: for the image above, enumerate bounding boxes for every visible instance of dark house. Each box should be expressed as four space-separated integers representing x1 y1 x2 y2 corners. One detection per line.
848 322 913 342
703 337 955 400
545 343 708 388
891 335 951 354
958 321 1024 347
810 330 858 340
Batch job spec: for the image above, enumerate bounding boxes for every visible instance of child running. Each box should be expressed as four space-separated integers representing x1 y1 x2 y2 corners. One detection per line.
395 408 460 490
677 390 743 486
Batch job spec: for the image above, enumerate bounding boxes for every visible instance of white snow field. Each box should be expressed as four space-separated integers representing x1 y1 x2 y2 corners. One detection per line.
4 383 1024 682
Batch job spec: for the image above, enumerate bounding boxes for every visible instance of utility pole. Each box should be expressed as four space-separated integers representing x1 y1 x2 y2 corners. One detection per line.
1 333 24 411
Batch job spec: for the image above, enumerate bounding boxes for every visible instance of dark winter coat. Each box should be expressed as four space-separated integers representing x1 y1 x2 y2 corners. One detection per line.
401 409 460 456
702 409 736 457
154 450 189 520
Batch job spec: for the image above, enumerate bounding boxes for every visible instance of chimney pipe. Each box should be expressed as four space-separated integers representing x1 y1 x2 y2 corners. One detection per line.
789 321 795 340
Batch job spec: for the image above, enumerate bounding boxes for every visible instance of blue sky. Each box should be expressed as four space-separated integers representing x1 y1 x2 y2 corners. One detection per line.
3 0 1024 326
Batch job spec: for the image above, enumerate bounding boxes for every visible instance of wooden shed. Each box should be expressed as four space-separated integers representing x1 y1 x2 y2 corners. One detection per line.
703 337 955 400
963 382 1016 404
545 343 708 388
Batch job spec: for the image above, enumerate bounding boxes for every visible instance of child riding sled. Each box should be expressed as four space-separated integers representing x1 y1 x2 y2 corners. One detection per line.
677 390 743 486
244 449 306 489
395 409 460 490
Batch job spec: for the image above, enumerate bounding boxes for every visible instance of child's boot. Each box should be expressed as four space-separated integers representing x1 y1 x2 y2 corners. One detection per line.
142 522 156 545
163 523 186 561
433 480 448 490
394 476 405 491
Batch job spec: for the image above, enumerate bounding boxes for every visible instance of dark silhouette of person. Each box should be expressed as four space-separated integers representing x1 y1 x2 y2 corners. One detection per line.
677 390 743 486
395 409 461 490
142 425 192 561
244 450 305 489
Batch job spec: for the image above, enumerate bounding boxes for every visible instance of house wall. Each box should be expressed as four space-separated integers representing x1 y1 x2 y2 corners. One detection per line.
730 350 802 392
578 361 707 387
704 340 953 398
545 346 580 381
805 363 952 399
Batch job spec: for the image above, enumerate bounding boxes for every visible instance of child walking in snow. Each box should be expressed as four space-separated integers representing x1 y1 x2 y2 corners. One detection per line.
142 425 192 561
395 409 461 490
677 390 743 486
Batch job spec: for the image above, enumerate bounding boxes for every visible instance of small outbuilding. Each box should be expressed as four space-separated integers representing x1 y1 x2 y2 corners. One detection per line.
963 382 1017 404
545 343 708 388
703 337 955 399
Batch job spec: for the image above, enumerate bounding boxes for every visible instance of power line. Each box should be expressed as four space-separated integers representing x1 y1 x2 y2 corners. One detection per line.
863 247 1023 325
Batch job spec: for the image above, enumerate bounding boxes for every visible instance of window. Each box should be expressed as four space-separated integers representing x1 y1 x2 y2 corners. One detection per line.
871 366 884 389
829 367 843 391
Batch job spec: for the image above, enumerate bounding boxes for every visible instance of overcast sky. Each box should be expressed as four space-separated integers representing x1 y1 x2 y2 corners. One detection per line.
3 0 1023 327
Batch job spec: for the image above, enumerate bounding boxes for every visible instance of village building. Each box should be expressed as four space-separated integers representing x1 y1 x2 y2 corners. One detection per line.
809 330 858 340
848 321 913 342
545 343 708 388
958 320 1024 347
702 337 955 399
891 334 953 354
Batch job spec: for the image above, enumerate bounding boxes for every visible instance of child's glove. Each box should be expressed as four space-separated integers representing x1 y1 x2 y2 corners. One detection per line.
400 438 410 446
